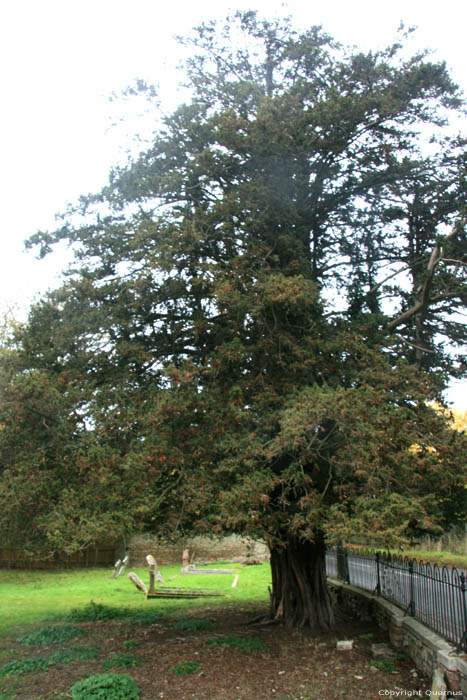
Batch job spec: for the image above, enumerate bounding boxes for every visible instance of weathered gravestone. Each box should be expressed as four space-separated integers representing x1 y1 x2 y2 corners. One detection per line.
110 554 129 578
110 559 122 579
128 551 226 599
180 549 234 575
128 572 148 595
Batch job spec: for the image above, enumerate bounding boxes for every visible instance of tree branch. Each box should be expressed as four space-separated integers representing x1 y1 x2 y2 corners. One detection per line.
387 219 465 331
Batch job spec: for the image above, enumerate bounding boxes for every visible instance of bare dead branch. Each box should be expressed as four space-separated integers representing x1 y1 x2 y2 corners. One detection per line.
387 219 465 331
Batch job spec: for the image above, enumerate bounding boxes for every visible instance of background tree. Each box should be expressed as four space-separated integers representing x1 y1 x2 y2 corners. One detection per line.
1 12 466 627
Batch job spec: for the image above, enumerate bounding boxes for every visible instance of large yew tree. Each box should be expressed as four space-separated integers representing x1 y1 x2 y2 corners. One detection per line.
2 13 467 627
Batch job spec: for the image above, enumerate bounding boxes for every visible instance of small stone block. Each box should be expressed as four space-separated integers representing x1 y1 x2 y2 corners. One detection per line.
337 640 353 650
431 667 448 695
371 643 397 659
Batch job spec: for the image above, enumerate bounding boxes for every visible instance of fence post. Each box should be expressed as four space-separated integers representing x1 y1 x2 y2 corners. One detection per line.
336 544 349 583
457 572 467 653
375 552 381 596
408 560 415 617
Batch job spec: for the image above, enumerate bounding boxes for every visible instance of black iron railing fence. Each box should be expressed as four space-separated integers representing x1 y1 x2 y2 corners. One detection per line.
325 548 467 651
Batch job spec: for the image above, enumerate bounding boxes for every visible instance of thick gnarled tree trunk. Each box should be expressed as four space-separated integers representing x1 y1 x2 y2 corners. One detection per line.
269 534 334 629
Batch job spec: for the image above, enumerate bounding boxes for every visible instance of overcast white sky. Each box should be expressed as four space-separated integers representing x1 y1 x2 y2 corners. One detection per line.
0 0 466 407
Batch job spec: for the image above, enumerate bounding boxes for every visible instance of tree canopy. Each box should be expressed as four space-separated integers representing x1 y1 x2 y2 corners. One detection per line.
1 12 466 627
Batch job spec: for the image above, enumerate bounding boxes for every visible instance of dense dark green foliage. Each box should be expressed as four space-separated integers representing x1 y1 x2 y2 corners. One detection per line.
101 653 141 670
65 601 162 625
70 672 140 700
17 624 82 646
170 661 201 676
0 647 100 677
0 12 466 626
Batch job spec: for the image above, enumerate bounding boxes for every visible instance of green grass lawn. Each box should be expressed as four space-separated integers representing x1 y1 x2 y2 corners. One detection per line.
387 548 467 569
0 562 271 638
2 548 464 640
350 547 467 570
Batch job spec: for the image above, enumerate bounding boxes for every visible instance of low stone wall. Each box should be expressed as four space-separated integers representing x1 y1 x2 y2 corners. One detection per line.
329 578 467 698
128 534 269 567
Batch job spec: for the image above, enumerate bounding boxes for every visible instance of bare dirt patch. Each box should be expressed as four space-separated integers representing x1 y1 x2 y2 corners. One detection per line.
0 605 430 699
